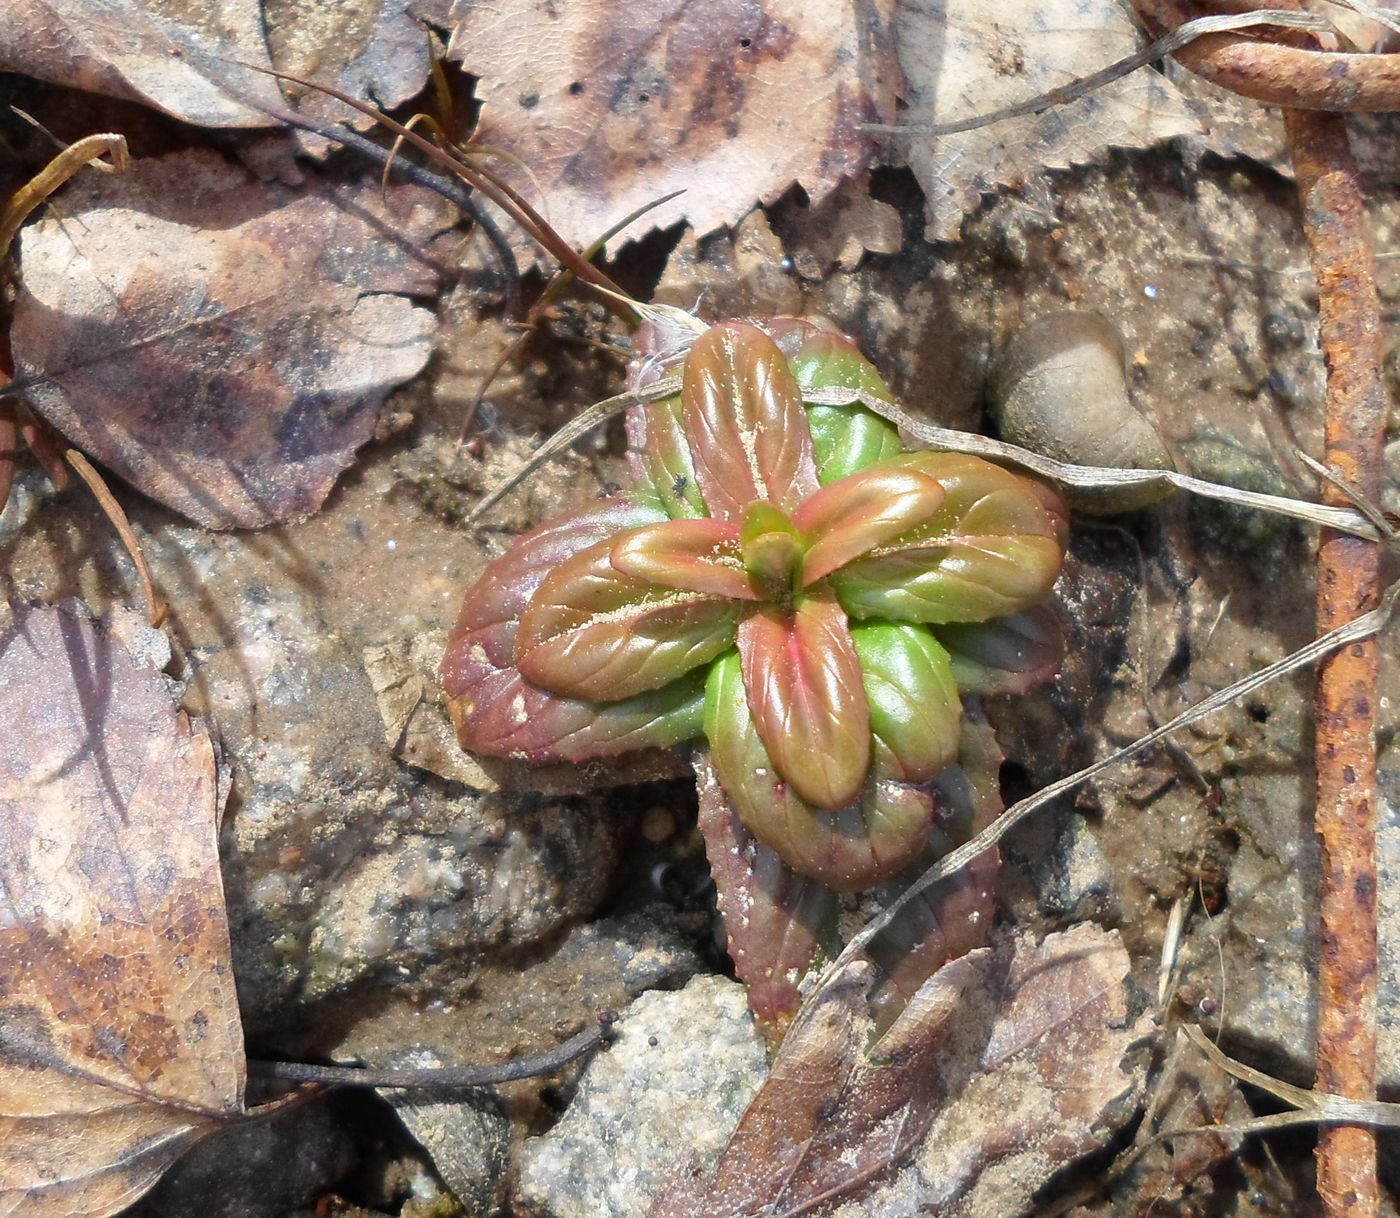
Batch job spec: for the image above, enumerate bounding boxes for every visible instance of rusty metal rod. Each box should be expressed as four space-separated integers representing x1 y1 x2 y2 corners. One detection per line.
1288 107 1385 1218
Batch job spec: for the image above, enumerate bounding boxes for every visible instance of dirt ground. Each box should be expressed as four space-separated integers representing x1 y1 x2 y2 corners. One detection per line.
2 66 1400 1218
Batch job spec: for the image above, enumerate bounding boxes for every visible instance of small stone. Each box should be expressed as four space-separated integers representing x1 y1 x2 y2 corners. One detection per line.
517 975 768 1218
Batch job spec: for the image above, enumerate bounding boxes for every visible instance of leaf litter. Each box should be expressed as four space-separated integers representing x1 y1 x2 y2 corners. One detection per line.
10 148 452 529
0 600 247 1217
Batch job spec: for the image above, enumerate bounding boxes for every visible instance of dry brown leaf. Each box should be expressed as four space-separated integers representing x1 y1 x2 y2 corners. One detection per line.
0 0 283 128
11 149 449 529
894 0 1200 239
0 601 245 1218
416 0 899 255
653 923 1151 1217
264 0 432 137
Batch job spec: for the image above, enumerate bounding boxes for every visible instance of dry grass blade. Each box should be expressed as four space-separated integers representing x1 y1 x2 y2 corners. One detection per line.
862 9 1330 136
835 580 1400 969
0 130 129 254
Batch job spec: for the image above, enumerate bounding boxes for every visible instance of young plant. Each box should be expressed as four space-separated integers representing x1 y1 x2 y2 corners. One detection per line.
441 317 1067 1034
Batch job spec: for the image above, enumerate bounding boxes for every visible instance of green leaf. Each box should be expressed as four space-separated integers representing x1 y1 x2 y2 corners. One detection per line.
737 591 870 810
831 452 1064 623
704 652 932 891
794 465 946 587
786 329 903 483
627 395 707 519
516 537 738 701
610 518 755 600
851 622 961 783
682 323 819 518
932 606 1064 695
739 501 802 599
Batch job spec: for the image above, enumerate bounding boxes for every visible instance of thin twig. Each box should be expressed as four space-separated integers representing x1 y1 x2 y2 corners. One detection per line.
65 450 168 628
248 1020 610 1090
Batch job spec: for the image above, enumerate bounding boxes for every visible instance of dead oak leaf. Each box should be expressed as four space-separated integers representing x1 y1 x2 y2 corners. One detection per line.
0 0 283 128
0 601 246 1218
653 923 1151 1217
895 0 1200 239
11 149 449 529
416 0 899 256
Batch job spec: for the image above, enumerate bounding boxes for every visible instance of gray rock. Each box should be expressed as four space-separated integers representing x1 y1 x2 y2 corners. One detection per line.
1006 811 1119 925
381 1050 511 1218
517 976 768 1218
132 1093 353 1218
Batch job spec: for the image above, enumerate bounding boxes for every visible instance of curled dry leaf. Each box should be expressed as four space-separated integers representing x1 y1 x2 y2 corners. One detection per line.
652 923 1151 1217
894 0 1199 239
416 0 897 254
0 0 283 128
0 601 247 1218
11 149 449 529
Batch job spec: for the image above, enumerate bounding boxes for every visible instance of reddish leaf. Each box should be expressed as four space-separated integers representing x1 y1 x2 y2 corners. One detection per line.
694 751 840 1040
831 452 1064 623
517 538 740 702
611 518 755 601
737 590 869 809
0 602 249 1215
704 653 931 891
445 645 708 764
451 496 665 640
443 496 711 762
794 465 947 587
681 324 819 519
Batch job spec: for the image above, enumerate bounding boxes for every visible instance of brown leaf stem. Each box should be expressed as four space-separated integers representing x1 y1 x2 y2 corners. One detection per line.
1287 107 1386 1218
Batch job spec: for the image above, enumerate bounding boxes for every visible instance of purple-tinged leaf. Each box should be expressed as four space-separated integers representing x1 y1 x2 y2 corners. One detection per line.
451 495 667 639
832 452 1064 624
932 605 1065 696
681 323 818 518
704 653 932 891
866 715 1005 1025
517 537 739 702
694 750 840 1041
610 518 755 601
850 622 961 783
626 395 706 519
737 591 870 810
444 646 706 763
794 465 946 587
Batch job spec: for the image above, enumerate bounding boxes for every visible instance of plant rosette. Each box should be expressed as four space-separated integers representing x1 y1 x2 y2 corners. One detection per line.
442 317 1067 1034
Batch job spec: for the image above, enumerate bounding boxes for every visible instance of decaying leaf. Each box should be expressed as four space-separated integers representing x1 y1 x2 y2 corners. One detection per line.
653 923 1151 1217
894 0 1200 239
0 601 246 1217
11 149 449 529
0 0 283 128
417 0 897 254
262 0 432 137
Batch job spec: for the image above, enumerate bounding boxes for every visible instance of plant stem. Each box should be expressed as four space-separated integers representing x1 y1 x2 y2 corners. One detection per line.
1287 107 1385 1218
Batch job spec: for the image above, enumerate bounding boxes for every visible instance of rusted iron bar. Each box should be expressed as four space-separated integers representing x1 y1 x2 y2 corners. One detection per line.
1288 107 1386 1218
1137 0 1400 110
